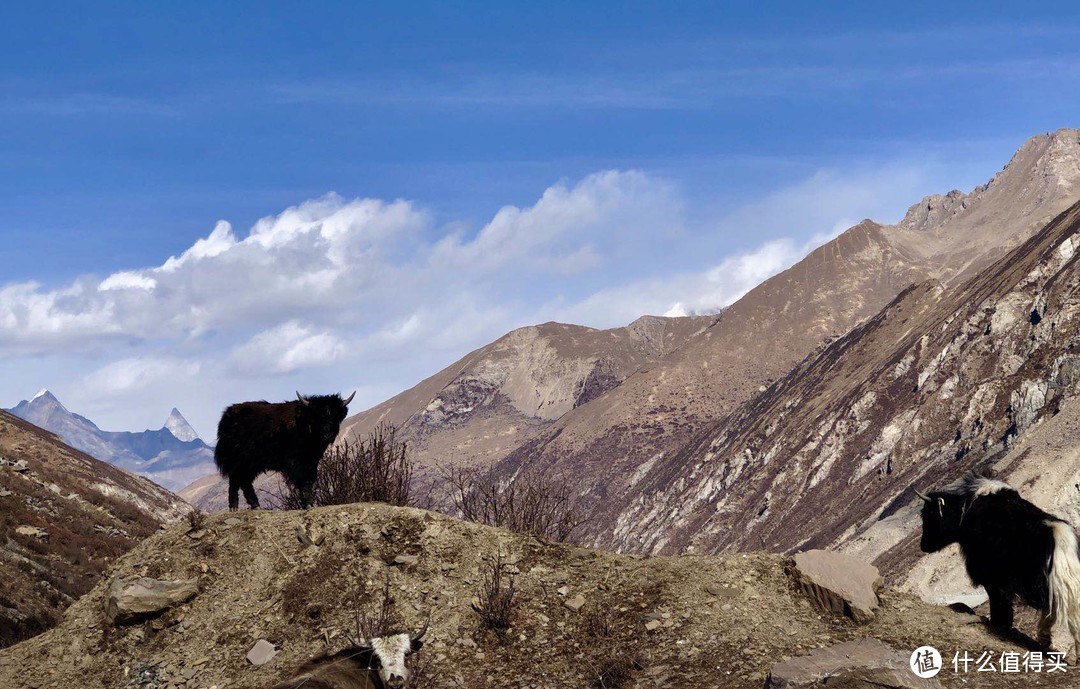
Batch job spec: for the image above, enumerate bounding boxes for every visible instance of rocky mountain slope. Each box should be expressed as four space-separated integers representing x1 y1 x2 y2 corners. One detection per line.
593 195 1080 581
0 409 189 648
0 502 1065 688
8 391 215 492
495 130 1080 549
182 316 713 510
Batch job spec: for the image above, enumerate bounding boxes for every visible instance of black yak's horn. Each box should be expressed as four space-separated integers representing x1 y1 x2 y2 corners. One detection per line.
914 488 931 502
296 391 310 406
410 619 429 643
343 390 356 405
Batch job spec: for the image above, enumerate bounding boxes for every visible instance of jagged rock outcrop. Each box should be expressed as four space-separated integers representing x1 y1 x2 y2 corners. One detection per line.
104 576 199 625
789 550 882 624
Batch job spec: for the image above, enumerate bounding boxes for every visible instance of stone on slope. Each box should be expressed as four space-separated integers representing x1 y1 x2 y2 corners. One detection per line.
246 639 278 666
764 638 940 688
104 576 199 625
789 550 881 624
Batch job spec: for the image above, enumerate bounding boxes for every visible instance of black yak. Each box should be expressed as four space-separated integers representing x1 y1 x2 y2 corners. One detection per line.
215 391 355 511
916 474 1080 653
269 628 425 689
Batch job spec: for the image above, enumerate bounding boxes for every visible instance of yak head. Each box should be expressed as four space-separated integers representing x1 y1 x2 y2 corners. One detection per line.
345 625 426 689
292 391 355 505
915 487 969 553
296 390 355 443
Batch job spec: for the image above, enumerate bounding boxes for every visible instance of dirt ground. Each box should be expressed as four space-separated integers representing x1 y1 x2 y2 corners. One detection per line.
0 503 1075 688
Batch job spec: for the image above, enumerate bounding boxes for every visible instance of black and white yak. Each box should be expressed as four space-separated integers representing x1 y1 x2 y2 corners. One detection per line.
269 627 425 689
916 474 1080 652
214 391 354 511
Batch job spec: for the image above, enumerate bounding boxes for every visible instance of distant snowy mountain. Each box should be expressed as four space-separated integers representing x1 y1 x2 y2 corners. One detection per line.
6 390 215 492
164 407 200 442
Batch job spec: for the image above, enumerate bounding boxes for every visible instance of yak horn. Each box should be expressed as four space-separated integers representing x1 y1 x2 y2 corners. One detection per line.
344 631 367 648
913 488 931 502
410 619 429 643
343 390 356 405
296 391 310 406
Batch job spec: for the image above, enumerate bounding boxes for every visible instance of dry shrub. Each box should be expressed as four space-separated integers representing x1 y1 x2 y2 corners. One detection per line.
475 553 518 641
278 424 413 509
579 602 647 688
590 653 644 689
441 464 587 542
186 508 206 532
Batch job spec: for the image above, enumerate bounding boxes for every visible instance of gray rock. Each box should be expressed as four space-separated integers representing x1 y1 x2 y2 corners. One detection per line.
246 639 278 666
563 594 585 611
789 550 882 623
765 638 940 688
224 517 241 527
393 554 419 566
104 576 199 625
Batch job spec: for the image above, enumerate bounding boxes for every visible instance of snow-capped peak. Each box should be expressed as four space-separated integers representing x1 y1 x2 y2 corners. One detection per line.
164 408 199 442
31 388 51 402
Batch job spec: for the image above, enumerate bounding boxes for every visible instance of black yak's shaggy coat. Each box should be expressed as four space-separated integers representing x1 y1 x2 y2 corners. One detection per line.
917 474 1080 653
214 392 353 510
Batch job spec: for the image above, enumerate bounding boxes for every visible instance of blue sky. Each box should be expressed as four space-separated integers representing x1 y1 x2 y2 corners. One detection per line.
2 2 1080 439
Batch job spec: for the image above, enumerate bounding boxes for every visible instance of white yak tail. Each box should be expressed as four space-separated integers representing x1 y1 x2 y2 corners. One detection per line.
1048 520 1080 656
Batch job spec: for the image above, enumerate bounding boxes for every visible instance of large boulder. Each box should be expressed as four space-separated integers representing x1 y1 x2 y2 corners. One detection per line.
788 550 882 623
764 638 941 688
103 576 199 625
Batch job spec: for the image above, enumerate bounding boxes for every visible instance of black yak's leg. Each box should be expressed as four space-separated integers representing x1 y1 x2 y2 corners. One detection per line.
1038 607 1057 648
987 586 1015 631
242 481 260 509
228 478 240 512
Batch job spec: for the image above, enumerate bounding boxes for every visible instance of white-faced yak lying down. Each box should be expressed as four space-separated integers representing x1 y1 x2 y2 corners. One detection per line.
269 628 425 689
917 474 1080 653
215 391 354 511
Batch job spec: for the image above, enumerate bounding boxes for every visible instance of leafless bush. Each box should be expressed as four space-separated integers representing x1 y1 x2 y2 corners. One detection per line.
353 575 403 639
279 424 413 509
186 508 206 532
589 653 644 689
475 553 518 641
441 463 588 542
581 603 618 639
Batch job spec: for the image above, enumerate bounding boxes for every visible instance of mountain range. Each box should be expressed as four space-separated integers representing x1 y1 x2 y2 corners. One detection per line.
7 391 215 492
177 129 1080 610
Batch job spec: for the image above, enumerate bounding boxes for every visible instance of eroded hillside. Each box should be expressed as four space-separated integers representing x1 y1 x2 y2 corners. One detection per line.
595 197 1080 569
493 130 1080 551
0 410 189 648
0 503 1067 688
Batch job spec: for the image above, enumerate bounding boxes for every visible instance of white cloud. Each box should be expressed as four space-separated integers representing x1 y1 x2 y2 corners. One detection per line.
231 321 347 375
0 161 948 436
99 271 157 291
77 357 201 397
